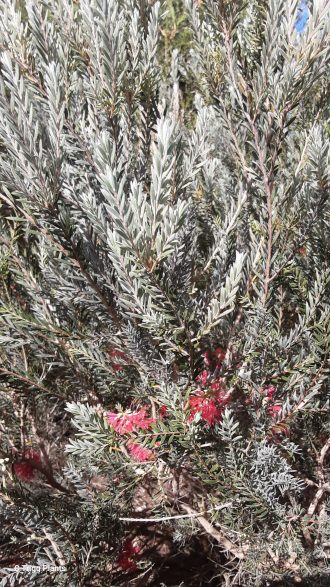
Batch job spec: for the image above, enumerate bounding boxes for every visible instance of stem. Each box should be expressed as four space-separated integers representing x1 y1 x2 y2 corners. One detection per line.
0 368 65 400
119 501 233 523
249 122 274 305
180 503 249 560
42 528 67 566
15 457 71 494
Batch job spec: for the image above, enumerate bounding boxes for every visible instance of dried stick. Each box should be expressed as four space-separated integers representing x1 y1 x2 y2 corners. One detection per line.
119 501 233 523
180 503 248 560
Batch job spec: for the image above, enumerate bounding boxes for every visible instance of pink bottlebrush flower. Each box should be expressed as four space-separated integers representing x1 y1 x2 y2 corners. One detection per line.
112 362 123 372
127 442 154 462
121 539 140 557
110 349 128 360
264 385 276 401
188 388 228 426
13 450 41 482
210 380 223 392
159 405 168 419
262 386 283 417
117 539 140 572
107 408 155 434
268 404 282 418
14 463 35 481
117 554 137 571
196 369 209 386
202 350 212 367
200 399 222 426
110 349 128 371
214 347 226 365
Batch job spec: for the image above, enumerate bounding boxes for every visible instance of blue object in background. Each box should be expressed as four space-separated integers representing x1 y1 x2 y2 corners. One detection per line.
295 1 309 32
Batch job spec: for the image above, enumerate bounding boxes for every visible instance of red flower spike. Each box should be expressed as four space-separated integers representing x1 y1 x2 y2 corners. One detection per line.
202 350 212 367
188 395 222 426
214 347 226 365
196 370 209 386
188 387 229 426
121 539 140 557
268 404 282 418
112 363 123 372
127 443 154 462
13 450 41 482
261 385 282 417
201 399 222 426
210 380 222 392
107 408 155 434
264 385 276 401
117 539 140 572
110 349 128 371
159 405 168 418
13 463 36 481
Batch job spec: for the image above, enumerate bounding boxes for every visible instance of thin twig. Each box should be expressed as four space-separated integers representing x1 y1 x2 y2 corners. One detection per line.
119 501 233 523
319 437 330 473
42 528 66 567
180 503 249 560
307 484 330 517
307 437 330 517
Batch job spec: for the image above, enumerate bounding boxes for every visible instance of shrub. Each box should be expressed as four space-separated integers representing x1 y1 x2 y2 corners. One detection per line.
0 1 329 585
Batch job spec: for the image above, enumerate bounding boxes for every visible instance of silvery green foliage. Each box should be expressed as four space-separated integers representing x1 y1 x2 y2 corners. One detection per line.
0 0 329 585
250 443 305 515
